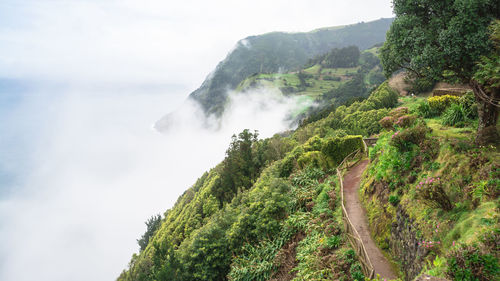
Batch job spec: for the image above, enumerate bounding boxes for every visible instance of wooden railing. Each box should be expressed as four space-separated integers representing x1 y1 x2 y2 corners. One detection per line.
336 141 375 279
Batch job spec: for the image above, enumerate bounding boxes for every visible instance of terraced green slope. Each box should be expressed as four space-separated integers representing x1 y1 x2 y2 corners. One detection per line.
155 18 393 131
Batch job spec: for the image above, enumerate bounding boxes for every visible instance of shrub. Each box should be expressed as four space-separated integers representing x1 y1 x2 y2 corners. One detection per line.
416 100 433 118
428 95 460 115
394 115 417 128
388 195 400 206
278 155 295 178
325 235 341 249
447 245 499 281
442 92 479 127
458 91 478 119
341 109 389 136
365 81 399 109
389 106 409 118
379 116 394 130
442 103 467 127
415 177 452 211
349 263 365 281
297 151 328 169
303 135 324 152
389 124 429 151
321 135 364 166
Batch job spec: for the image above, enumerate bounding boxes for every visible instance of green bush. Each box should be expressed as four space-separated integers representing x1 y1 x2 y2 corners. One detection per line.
447 245 500 281
442 103 467 127
389 106 409 118
428 95 460 115
394 115 417 128
388 195 400 206
379 116 394 130
458 91 478 119
303 135 324 151
321 135 364 166
389 124 429 151
325 235 342 249
366 81 399 109
416 100 433 118
278 155 295 178
297 151 328 169
415 177 452 211
442 92 479 127
349 263 365 281
341 109 390 136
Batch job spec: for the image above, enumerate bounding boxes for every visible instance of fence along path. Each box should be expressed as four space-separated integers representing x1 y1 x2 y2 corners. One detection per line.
336 141 397 280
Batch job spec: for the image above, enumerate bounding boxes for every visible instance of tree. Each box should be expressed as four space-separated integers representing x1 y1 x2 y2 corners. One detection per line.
137 214 162 251
216 129 259 205
381 0 500 144
474 20 500 144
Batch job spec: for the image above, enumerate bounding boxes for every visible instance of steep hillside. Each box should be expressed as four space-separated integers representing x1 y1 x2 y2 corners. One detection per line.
154 18 393 131
120 79 499 281
360 94 500 280
118 82 400 281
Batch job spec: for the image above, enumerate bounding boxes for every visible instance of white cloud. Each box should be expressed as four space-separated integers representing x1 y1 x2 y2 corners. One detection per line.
0 0 393 85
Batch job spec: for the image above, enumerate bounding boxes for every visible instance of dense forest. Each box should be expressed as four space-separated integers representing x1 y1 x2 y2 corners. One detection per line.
120 2 499 280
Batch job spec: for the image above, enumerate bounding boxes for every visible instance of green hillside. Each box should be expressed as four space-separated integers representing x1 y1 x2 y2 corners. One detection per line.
234 46 385 122
120 79 499 281
118 82 400 281
121 4 500 280
155 18 393 131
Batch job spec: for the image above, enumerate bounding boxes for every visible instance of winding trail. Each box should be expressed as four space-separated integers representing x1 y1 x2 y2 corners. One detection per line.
342 159 397 280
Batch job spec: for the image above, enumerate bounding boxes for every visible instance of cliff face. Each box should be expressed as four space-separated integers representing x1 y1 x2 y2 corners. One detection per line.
154 18 393 131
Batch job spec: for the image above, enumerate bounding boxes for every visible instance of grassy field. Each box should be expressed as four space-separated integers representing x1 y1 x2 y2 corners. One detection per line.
235 66 351 100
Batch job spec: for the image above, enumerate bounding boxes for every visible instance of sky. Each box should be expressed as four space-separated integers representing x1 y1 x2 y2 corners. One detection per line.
0 1 393 280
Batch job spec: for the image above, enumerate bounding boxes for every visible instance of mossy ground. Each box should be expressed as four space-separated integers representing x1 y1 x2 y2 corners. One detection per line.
360 96 499 280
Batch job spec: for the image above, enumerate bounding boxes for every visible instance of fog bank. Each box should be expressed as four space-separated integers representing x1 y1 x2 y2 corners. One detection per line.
0 85 309 281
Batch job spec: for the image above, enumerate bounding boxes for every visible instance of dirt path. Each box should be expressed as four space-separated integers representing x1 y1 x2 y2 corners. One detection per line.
343 159 397 280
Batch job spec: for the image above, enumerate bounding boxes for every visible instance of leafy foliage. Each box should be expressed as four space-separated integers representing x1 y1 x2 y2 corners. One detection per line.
137 214 162 252
389 123 429 152
381 0 499 82
428 95 460 115
415 177 452 211
474 20 500 91
447 245 499 281
442 103 468 127
380 0 500 144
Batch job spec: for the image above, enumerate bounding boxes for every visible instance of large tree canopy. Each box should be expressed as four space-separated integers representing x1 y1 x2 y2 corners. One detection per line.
381 0 500 144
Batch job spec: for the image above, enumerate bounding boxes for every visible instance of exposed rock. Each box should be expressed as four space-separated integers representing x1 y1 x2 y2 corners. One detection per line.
390 207 429 281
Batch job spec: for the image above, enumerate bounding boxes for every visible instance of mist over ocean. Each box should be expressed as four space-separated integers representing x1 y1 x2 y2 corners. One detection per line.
0 80 195 280
0 79 305 281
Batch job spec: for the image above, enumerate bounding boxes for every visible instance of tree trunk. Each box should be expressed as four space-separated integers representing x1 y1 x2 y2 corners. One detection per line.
471 82 500 145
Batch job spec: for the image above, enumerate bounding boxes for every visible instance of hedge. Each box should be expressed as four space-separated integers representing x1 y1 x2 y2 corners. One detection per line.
321 135 364 166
